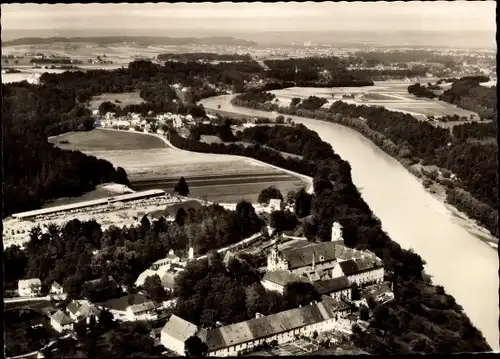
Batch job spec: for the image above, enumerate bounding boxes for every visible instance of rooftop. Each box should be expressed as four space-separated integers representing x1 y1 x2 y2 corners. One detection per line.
313 276 352 295
18 278 41 288
97 293 148 312
262 270 310 287
128 301 156 314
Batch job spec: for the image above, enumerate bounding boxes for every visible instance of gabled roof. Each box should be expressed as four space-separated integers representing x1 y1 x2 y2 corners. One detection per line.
204 297 349 351
280 242 338 269
51 310 74 325
313 276 352 295
161 314 200 343
97 293 148 312
66 301 81 315
77 302 101 318
51 282 63 290
262 270 310 287
128 301 156 314
18 278 41 289
360 281 393 298
339 258 383 276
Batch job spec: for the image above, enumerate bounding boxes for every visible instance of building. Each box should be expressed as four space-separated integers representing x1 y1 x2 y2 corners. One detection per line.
261 270 310 294
96 293 150 322
67 300 101 324
161 297 351 357
126 301 158 321
360 281 394 304
18 278 42 297
269 199 283 212
50 310 75 333
151 250 180 270
313 276 352 301
265 222 384 288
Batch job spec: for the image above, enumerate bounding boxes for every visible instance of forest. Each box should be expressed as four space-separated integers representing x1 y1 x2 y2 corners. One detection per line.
407 83 437 99
439 79 497 119
2 83 130 217
232 91 498 237
167 122 489 353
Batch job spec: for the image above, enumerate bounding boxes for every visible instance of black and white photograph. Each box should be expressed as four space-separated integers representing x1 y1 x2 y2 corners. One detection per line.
2 1 497 357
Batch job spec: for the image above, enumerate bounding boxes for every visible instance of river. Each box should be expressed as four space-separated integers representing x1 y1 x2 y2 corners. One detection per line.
200 94 499 351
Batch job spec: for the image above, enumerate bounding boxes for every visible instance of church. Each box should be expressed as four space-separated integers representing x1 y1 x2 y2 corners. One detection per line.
262 222 385 297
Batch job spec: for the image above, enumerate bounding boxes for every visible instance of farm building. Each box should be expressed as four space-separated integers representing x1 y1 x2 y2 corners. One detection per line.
161 296 351 357
126 301 158 321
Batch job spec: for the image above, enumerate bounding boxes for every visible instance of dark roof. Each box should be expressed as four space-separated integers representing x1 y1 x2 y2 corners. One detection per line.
280 242 338 269
66 301 81 315
339 258 383 276
97 293 148 312
313 276 352 295
262 270 310 287
360 282 393 298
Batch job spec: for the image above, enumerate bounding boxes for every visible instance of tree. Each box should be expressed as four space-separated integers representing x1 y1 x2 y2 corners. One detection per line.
184 335 208 357
294 188 312 218
270 210 298 233
360 305 370 321
257 186 283 205
174 177 190 196
175 208 187 226
283 282 320 309
143 274 167 301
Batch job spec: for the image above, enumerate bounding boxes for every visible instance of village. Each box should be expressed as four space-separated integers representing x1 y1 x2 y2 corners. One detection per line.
7 214 395 357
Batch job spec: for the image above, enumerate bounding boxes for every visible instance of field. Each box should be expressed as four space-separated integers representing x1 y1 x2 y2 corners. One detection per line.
269 80 479 123
88 92 145 111
49 129 165 151
51 129 307 204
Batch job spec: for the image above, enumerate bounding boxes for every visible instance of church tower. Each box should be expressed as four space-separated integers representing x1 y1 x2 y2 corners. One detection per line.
331 222 343 243
188 247 194 260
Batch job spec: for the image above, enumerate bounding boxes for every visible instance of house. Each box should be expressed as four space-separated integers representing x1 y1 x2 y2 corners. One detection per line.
96 293 149 321
151 250 180 270
67 300 101 324
161 296 351 357
360 281 394 304
50 310 75 333
18 278 42 297
126 301 158 321
268 199 283 211
261 270 310 294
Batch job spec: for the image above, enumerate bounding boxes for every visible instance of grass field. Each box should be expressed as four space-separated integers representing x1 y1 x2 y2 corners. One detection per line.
88 92 145 111
51 129 307 203
49 129 166 151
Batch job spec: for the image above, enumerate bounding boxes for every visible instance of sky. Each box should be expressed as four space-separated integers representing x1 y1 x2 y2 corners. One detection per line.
1 2 496 33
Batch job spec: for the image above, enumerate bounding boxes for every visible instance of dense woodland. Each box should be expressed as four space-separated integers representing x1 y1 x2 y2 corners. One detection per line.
233 92 498 237
168 123 489 353
439 79 497 120
4 201 264 300
407 83 437 99
2 83 130 217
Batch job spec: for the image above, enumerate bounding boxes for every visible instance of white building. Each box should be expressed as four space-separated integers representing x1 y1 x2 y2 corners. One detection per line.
50 310 75 333
268 199 283 212
126 301 158 321
18 278 42 297
50 281 64 295
161 296 351 357
67 300 101 324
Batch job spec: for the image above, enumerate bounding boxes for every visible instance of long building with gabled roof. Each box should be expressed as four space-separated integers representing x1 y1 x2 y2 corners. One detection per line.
161 296 351 357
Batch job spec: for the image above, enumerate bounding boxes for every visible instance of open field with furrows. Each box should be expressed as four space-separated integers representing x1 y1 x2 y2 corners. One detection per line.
82 148 295 180
50 129 307 203
269 80 479 121
88 92 145 110
49 129 166 151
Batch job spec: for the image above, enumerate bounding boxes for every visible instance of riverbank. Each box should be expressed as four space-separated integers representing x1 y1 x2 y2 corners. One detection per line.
224 97 497 249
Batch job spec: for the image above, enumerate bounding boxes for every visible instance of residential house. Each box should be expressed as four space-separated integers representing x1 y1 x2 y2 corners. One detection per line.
313 276 352 301
18 278 42 297
360 281 394 304
50 310 75 333
126 301 158 321
161 296 351 357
